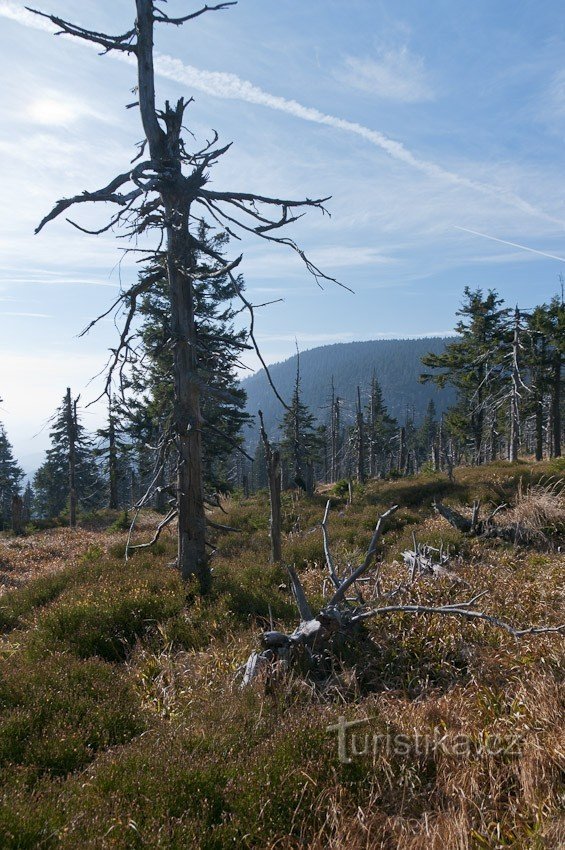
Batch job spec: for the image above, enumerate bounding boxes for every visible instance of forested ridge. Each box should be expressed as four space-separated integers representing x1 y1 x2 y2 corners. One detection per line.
241 336 456 440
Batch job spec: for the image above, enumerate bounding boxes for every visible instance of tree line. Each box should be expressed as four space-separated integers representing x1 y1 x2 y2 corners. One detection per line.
1 284 561 535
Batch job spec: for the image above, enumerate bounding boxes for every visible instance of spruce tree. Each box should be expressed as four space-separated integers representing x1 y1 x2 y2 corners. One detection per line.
125 224 251 496
96 398 131 510
280 362 324 493
33 393 103 520
365 374 397 477
421 288 509 464
0 424 24 530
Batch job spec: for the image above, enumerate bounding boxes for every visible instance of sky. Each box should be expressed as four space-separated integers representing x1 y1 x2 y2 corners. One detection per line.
1 0 565 467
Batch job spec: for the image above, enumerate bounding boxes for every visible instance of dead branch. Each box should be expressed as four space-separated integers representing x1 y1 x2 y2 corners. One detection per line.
128 508 177 550
433 499 526 543
329 505 399 605
241 502 564 689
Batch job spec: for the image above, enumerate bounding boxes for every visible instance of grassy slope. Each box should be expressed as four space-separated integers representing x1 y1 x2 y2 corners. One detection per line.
0 460 563 849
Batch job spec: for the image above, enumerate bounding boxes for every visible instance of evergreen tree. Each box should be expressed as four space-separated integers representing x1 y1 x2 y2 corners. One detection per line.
365 374 397 477
280 360 324 493
527 296 564 458
95 398 131 510
126 224 251 495
0 424 24 530
33 393 103 519
416 399 438 469
421 287 509 464
22 481 34 524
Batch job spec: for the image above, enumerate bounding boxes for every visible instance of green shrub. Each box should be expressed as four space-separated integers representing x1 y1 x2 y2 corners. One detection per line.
30 562 186 662
0 570 75 632
0 653 145 777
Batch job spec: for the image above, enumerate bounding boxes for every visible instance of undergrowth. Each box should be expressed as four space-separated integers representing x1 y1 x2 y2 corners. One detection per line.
0 460 562 848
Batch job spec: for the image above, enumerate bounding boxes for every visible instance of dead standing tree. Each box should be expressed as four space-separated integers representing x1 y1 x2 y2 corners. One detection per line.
64 387 78 528
29 0 344 589
258 410 282 564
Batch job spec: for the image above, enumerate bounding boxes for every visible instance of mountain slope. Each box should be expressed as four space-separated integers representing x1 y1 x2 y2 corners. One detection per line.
241 337 455 441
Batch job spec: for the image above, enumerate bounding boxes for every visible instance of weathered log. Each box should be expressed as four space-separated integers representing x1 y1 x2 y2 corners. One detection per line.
240 502 564 689
433 500 525 543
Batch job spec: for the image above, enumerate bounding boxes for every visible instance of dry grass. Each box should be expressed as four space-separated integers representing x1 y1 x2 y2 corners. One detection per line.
502 477 565 544
0 463 563 848
0 510 169 594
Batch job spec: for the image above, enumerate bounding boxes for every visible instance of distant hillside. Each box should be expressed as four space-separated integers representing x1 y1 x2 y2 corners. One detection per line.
241 337 456 444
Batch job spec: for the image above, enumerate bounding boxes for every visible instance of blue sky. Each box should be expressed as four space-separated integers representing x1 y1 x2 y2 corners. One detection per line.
1 0 565 465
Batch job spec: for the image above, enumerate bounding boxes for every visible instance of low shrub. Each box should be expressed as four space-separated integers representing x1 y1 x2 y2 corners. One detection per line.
30 561 186 662
0 653 145 778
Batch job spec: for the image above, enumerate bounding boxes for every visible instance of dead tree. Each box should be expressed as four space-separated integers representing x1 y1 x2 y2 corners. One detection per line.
355 386 365 484
11 495 24 536
398 425 407 475
241 501 563 688
508 307 529 461
330 380 342 483
259 410 282 564
64 388 78 528
402 537 466 584
30 0 344 590
433 499 532 544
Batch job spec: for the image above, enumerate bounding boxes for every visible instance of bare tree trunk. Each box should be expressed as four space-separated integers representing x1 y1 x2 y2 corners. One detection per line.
136 0 208 587
509 308 521 462
356 386 365 484
108 405 119 510
331 388 341 483
330 378 337 483
65 388 77 528
167 206 207 586
551 352 562 458
11 495 23 536
259 411 282 563
535 396 544 461
398 426 407 475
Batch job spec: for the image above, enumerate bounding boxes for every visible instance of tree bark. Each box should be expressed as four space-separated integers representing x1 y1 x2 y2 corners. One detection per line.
65 388 77 528
259 411 282 563
356 386 365 484
551 351 562 458
135 0 208 587
167 204 208 586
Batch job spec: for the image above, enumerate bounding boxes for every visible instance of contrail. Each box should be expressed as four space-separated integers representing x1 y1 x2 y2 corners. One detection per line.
0 0 561 226
453 226 565 263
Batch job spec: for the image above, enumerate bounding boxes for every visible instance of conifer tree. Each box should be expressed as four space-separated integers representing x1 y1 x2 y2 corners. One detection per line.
280 358 324 493
416 399 438 469
421 287 509 464
125 225 251 495
0 423 24 530
365 374 397 477
33 392 103 520
96 398 130 510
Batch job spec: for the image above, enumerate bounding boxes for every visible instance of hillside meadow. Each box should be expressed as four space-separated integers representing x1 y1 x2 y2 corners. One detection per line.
0 460 563 849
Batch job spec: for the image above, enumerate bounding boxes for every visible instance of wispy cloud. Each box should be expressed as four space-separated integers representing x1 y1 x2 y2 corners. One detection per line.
1 311 52 317
0 275 120 288
0 0 559 226
308 246 396 268
338 48 435 102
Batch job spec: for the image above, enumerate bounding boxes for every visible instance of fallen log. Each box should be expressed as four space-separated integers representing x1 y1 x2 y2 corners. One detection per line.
239 502 564 689
433 500 525 543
